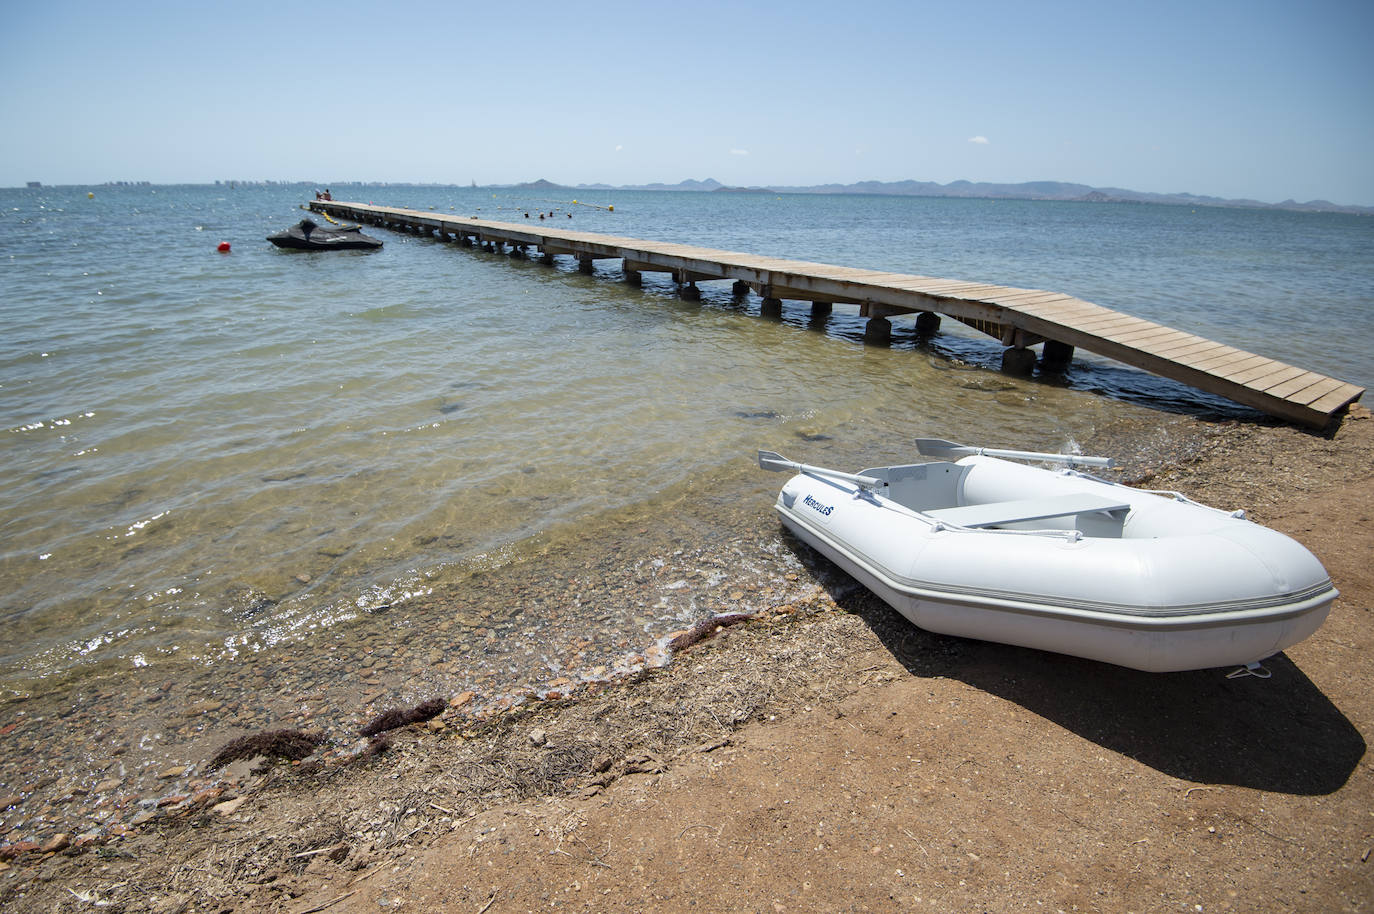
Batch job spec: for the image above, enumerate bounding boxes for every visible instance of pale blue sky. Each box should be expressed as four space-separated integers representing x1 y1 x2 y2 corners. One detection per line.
2 0 1371 204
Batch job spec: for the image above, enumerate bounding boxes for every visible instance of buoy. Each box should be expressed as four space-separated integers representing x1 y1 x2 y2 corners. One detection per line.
87 192 94 199
608 205 614 212
217 241 231 253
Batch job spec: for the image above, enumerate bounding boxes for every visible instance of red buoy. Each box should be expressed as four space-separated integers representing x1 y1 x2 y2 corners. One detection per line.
217 241 231 253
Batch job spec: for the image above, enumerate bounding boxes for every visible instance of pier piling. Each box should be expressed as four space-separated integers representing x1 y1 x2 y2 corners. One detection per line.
1041 339 1075 371
865 316 893 346
1002 346 1037 376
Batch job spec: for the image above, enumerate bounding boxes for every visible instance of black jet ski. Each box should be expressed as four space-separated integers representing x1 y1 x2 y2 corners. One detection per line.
267 219 383 251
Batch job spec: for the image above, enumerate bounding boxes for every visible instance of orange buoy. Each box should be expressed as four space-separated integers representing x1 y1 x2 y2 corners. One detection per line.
217 241 231 253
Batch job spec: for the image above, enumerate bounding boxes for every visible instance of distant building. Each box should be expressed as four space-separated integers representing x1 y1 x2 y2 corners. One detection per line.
27 181 41 188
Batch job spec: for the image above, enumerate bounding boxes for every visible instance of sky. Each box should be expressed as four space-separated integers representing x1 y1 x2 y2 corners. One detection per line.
2 0 1372 205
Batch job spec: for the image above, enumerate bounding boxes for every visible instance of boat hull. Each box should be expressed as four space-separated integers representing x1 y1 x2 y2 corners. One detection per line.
773 457 1336 673
267 219 382 251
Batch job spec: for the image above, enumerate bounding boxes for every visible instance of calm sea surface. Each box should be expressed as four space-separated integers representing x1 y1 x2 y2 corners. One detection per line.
1 184 1371 831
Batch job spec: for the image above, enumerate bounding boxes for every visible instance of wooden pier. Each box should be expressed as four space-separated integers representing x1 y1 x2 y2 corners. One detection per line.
309 200 1364 429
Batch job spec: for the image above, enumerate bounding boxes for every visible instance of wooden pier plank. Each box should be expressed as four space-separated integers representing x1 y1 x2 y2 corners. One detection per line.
980 291 1069 308
1150 335 1220 359
312 201 1363 428
1099 325 1184 347
1214 355 1279 380
992 299 1077 317
1231 362 1308 390
1289 377 1349 406
1168 341 1236 365
1132 330 1211 353
890 278 997 294
1309 382 1367 413
1188 348 1261 373
1266 372 1335 400
1053 312 1153 334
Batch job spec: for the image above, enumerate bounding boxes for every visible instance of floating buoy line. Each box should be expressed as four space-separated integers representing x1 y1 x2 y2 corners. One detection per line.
543 197 613 211
297 203 358 230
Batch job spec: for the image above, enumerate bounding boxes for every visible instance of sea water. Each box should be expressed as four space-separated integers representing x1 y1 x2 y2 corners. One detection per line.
2 184 1371 829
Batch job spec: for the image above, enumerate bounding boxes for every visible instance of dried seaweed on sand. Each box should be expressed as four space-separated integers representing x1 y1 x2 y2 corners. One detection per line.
359 698 448 737
668 612 753 652
207 728 324 770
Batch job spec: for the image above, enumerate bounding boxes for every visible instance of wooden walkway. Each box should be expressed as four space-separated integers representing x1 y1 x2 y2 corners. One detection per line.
309 201 1364 428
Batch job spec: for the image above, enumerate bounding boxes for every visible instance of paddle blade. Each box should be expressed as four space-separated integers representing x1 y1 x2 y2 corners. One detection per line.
757 450 795 473
914 438 972 459
916 437 1115 468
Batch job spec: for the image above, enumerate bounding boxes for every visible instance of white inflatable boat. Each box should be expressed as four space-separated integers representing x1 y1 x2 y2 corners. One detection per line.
760 439 1336 673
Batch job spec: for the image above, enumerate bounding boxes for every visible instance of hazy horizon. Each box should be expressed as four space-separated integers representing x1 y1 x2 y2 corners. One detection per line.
3 0 1371 206
9 175 1369 211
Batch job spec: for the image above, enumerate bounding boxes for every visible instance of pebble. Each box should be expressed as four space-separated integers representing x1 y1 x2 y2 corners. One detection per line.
40 833 70 853
0 841 40 861
528 728 548 747
189 788 224 807
212 797 247 817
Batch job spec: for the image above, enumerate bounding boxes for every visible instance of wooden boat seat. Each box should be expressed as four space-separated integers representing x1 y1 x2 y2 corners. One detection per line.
925 493 1131 529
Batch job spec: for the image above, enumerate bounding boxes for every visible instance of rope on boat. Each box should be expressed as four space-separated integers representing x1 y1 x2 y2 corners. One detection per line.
1142 489 1246 519
1225 662 1272 680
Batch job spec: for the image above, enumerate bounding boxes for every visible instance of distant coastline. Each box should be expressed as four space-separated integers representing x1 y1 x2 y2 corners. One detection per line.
9 176 1371 215
510 176 1374 216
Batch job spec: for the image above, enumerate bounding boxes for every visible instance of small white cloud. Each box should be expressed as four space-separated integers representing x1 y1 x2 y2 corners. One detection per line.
730 148 749 156
968 135 990 145
615 144 623 152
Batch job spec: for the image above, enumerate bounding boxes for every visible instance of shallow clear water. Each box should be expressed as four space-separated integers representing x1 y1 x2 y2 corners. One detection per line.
2 184 1371 697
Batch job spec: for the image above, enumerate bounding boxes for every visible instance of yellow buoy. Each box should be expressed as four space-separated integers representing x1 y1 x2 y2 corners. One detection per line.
608 205 614 212
87 192 94 199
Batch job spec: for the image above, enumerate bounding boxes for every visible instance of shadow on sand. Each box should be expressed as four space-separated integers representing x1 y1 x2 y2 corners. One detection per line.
807 558 1365 797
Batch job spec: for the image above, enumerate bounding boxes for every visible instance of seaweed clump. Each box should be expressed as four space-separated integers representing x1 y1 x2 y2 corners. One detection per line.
668 612 753 653
208 728 324 770
359 698 448 737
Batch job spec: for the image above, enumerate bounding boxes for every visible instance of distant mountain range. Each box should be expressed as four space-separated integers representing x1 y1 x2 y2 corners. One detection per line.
509 177 1373 215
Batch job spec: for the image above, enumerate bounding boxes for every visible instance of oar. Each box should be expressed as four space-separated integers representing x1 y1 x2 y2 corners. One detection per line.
757 451 884 489
915 438 1115 469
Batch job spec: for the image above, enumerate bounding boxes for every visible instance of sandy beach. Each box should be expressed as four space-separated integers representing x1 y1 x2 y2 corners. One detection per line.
2 405 1371 913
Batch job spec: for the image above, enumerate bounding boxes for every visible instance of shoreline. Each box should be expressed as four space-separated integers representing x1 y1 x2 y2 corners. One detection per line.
0 449 830 848
2 406 1371 911
0 396 1198 846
